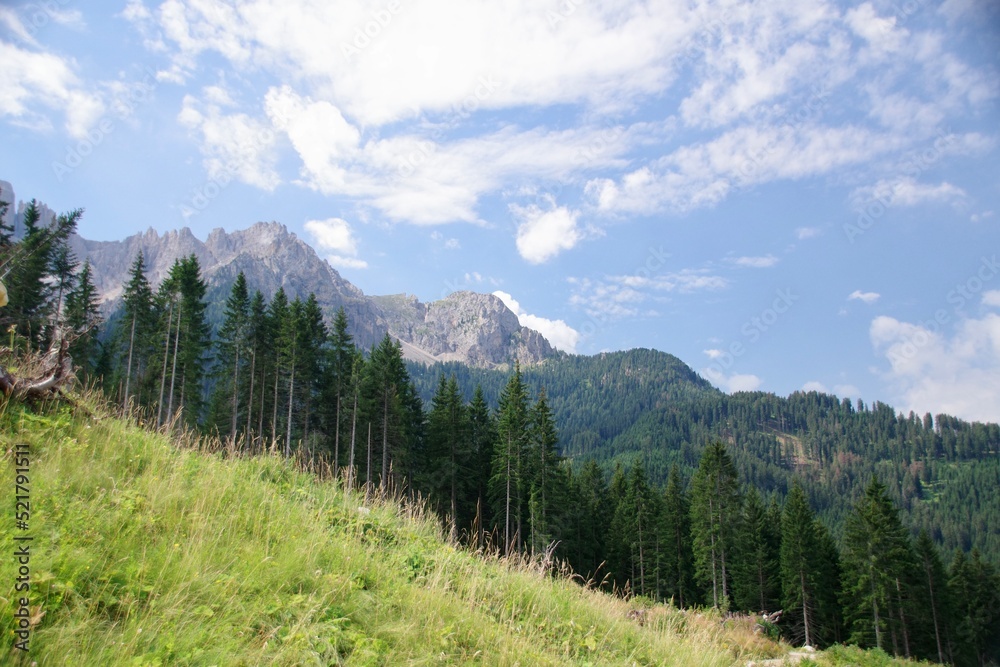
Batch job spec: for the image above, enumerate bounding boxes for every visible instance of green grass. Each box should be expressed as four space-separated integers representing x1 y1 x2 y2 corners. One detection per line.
0 394 918 666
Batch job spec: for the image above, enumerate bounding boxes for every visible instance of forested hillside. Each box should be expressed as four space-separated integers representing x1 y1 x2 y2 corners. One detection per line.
407 353 1000 563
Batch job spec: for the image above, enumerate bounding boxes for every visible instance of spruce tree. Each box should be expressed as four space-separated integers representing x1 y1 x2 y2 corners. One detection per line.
426 375 471 540
468 384 496 547
63 260 101 377
841 477 915 654
528 387 562 555
659 464 696 608
734 487 780 615
913 530 951 664
211 272 251 440
690 441 741 609
118 251 155 411
489 362 530 555
780 482 819 647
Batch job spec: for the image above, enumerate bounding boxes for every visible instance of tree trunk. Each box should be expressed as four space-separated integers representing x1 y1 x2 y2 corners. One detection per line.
156 302 173 427
166 305 181 425
123 312 136 413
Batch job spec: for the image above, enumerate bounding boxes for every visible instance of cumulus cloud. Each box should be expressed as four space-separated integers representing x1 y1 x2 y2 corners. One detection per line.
179 90 279 190
802 381 828 392
493 290 579 353
848 290 881 304
703 366 763 393
983 290 1000 307
304 217 368 269
0 41 104 138
870 314 1000 423
512 202 581 264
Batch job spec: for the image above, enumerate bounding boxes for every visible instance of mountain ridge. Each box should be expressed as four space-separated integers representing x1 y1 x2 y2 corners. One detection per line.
71 221 556 369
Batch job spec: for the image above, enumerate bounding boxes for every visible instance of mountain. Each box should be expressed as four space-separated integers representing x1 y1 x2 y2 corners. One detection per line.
71 222 556 369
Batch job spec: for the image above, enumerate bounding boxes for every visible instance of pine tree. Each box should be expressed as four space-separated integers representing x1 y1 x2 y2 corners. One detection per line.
363 333 410 490
528 387 562 555
780 482 820 647
569 459 612 585
489 362 531 555
841 477 916 654
690 441 742 609
659 464 696 608
324 307 355 474
63 260 101 377
734 487 780 614
467 384 495 548
211 272 251 440
613 463 659 598
118 251 155 411
243 290 268 447
426 375 471 540
266 288 290 445
913 530 951 664
950 548 1000 667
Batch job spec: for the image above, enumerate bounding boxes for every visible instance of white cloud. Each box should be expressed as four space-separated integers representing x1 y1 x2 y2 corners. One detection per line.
304 217 367 269
733 255 779 268
512 202 581 264
795 226 822 240
871 314 1000 423
983 291 1000 307
703 349 725 360
848 290 881 304
0 41 104 139
570 268 727 320
850 177 966 209
703 366 763 393
179 91 279 190
493 290 579 353
802 381 828 392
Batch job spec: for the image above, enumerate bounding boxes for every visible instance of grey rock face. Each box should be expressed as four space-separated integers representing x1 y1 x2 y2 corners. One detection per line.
75 222 555 368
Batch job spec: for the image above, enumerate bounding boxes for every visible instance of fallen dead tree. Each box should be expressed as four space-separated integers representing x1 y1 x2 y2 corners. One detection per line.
0 328 75 400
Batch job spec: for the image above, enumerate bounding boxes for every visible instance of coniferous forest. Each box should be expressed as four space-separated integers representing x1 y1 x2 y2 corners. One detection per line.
2 206 999 664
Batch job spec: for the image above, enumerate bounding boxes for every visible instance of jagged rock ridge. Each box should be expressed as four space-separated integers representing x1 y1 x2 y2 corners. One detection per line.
71 222 555 369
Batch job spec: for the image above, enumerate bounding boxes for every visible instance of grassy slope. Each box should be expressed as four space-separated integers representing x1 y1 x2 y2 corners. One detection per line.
0 396 919 666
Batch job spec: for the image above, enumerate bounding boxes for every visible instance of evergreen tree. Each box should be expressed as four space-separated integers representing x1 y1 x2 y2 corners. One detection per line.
63 260 101 377
528 387 563 555
323 307 355 474
569 459 612 585
467 384 496 547
363 333 411 490
659 464 696 608
913 530 951 664
950 548 1000 667
426 375 471 540
489 362 530 555
244 289 271 447
210 273 251 440
690 441 742 609
780 482 820 647
613 463 659 598
118 251 155 411
841 478 916 654
734 487 780 614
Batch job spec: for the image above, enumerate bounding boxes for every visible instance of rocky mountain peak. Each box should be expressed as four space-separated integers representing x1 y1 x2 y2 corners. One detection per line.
70 222 555 369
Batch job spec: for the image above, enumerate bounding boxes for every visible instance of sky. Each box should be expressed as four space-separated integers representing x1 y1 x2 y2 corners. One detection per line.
1 0 999 423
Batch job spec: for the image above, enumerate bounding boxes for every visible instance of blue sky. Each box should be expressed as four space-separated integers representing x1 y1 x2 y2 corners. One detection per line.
1 0 999 421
